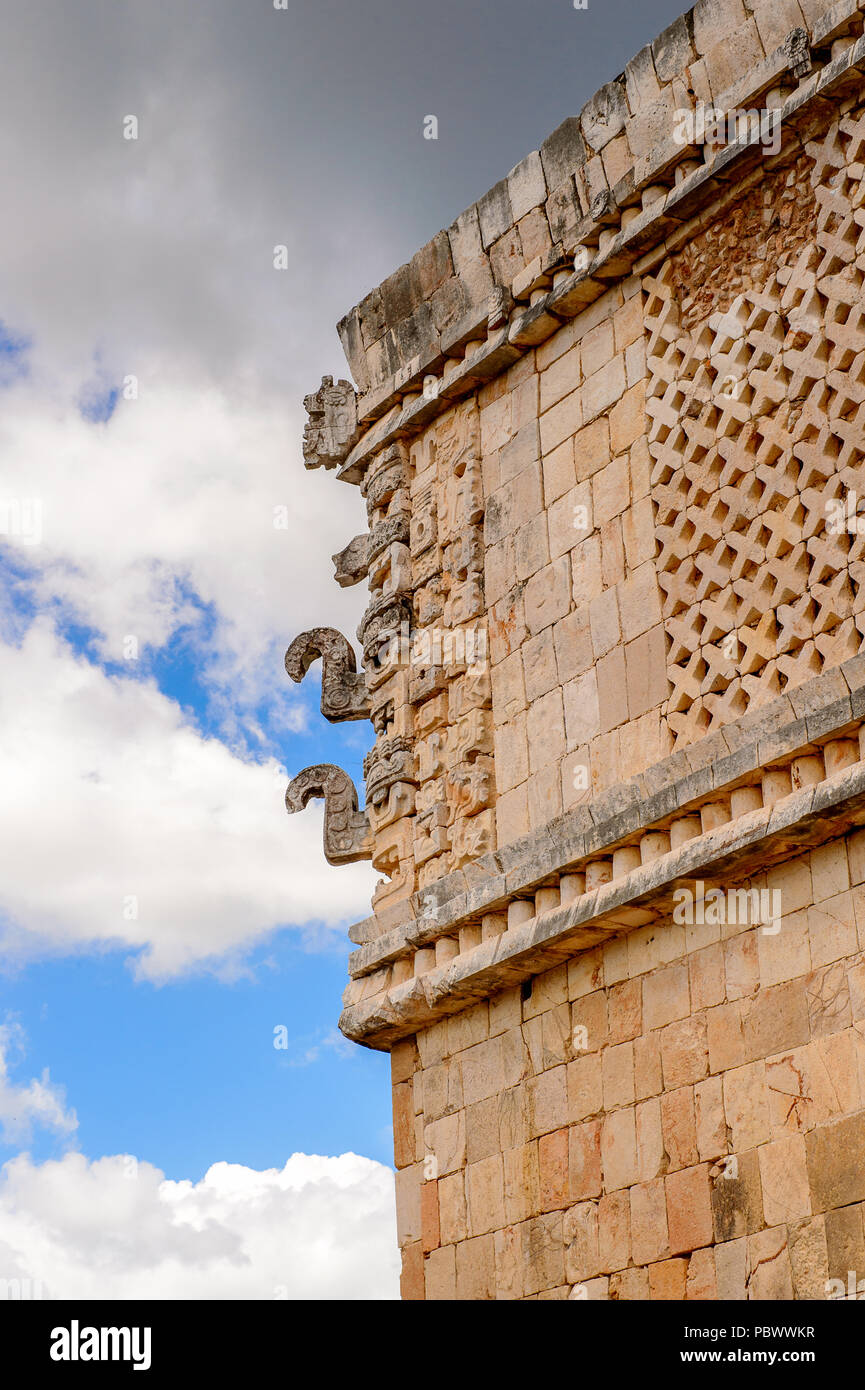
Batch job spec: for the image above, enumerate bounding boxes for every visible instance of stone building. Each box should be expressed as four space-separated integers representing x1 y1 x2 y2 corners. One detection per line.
287 0 865 1299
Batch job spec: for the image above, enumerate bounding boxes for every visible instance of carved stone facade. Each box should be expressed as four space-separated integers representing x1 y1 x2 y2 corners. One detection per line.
288 0 865 1300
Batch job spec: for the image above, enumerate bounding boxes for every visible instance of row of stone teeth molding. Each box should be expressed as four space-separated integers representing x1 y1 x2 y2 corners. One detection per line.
344 724 865 1004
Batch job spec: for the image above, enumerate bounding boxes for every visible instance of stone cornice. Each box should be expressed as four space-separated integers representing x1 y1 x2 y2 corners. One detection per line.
340 655 865 1047
340 759 865 1048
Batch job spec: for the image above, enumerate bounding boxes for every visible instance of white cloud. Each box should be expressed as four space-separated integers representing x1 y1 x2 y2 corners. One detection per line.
0 377 369 713
0 622 376 979
0 1150 398 1300
0 1024 77 1147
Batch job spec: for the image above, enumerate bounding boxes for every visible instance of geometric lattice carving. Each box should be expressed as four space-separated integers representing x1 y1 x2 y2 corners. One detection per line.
646 115 865 751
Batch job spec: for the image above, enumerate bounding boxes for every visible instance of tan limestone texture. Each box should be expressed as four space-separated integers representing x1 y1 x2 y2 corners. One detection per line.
394 830 865 1299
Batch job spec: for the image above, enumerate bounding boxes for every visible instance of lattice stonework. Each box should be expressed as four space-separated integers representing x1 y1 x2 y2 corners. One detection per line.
645 109 865 751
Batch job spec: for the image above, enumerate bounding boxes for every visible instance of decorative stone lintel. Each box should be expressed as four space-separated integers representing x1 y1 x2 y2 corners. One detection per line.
285 764 372 865
285 628 370 722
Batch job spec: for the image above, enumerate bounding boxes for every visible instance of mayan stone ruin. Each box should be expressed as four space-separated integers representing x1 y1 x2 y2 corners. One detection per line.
287 0 865 1300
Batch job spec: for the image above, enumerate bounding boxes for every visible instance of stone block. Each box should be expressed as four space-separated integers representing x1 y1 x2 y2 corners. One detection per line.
524 557 572 635
634 1029 663 1099
598 1190 631 1273
574 415 611 482
643 962 690 1031
455 1233 496 1299
508 151 547 222
424 1243 456 1299
466 1154 504 1237
758 1134 812 1226
528 1064 568 1138
660 1084 698 1171
400 1241 424 1299
539 387 582 454
580 80 628 153
539 117 587 189
740 978 810 1062
667 1164 714 1255
631 1177 669 1265
652 13 696 81
503 1143 540 1224
601 1106 639 1190
692 0 748 54
648 1258 688 1299
569 1119 603 1200
478 179 514 250
661 1015 709 1089
582 355 627 424
806 1111 865 1212
539 1127 570 1211
723 1062 771 1151
563 1201 599 1283
747 1227 793 1299
788 1216 829 1301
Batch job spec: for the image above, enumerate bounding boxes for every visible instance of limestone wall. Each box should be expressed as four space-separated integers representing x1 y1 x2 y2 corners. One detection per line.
393 828 865 1300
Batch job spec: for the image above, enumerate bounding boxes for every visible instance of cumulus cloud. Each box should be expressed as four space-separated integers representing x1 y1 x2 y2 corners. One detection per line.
0 622 376 978
0 1150 398 1300
0 376 368 708
0 1024 77 1147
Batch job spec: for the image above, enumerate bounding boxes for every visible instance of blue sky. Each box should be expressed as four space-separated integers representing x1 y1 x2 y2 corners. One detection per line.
1 941 391 1178
0 433 386 1179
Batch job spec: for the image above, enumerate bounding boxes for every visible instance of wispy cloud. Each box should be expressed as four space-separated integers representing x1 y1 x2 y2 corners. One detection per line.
0 1021 78 1147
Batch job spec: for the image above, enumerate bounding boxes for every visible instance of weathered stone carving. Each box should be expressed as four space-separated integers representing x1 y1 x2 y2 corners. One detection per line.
371 819 414 908
302 375 359 470
487 285 513 329
284 628 370 721
364 734 416 807
785 26 812 78
591 188 618 224
363 442 409 516
447 757 493 817
332 534 369 588
368 515 410 567
358 594 412 687
285 764 372 864
367 780 415 832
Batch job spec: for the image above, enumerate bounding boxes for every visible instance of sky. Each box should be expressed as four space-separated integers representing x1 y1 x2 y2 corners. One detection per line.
0 0 687 1300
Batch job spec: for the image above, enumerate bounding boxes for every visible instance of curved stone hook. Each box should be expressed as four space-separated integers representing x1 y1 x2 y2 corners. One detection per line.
284 627 370 722
285 763 372 865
